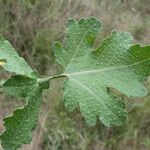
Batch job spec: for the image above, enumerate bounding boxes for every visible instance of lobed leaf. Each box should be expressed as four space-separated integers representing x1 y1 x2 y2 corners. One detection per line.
54 17 150 126
0 87 42 150
0 75 49 150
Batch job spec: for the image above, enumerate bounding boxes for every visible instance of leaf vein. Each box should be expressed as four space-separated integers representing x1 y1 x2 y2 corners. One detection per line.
70 77 123 121
68 57 150 76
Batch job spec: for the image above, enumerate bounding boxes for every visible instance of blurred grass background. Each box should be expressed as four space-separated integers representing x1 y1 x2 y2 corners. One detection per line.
0 0 150 150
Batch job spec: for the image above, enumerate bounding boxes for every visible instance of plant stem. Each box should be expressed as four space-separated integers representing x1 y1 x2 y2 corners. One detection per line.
37 74 67 83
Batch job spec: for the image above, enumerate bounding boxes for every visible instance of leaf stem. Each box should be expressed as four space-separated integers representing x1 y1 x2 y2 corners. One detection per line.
37 74 67 83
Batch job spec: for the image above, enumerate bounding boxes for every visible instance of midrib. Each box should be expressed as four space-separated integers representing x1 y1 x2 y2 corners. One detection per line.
65 25 95 72
66 58 150 76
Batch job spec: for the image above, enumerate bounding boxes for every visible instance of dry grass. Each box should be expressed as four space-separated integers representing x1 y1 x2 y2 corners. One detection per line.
0 0 150 150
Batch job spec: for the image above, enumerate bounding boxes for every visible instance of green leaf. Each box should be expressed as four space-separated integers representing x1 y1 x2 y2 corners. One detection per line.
2 75 39 98
0 35 37 78
0 76 49 150
0 87 42 150
54 17 150 127
127 44 150 80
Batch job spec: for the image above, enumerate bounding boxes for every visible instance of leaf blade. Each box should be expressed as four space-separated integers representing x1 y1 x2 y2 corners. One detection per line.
0 35 37 78
0 86 42 150
54 17 102 69
54 17 150 126
2 75 38 98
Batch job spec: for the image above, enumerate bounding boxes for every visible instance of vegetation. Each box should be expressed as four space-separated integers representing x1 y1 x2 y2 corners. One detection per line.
0 0 150 150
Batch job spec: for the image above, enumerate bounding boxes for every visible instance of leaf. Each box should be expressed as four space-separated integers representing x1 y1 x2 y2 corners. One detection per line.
54 17 150 126
127 44 150 80
0 87 42 150
0 76 49 150
2 75 39 98
0 35 37 78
